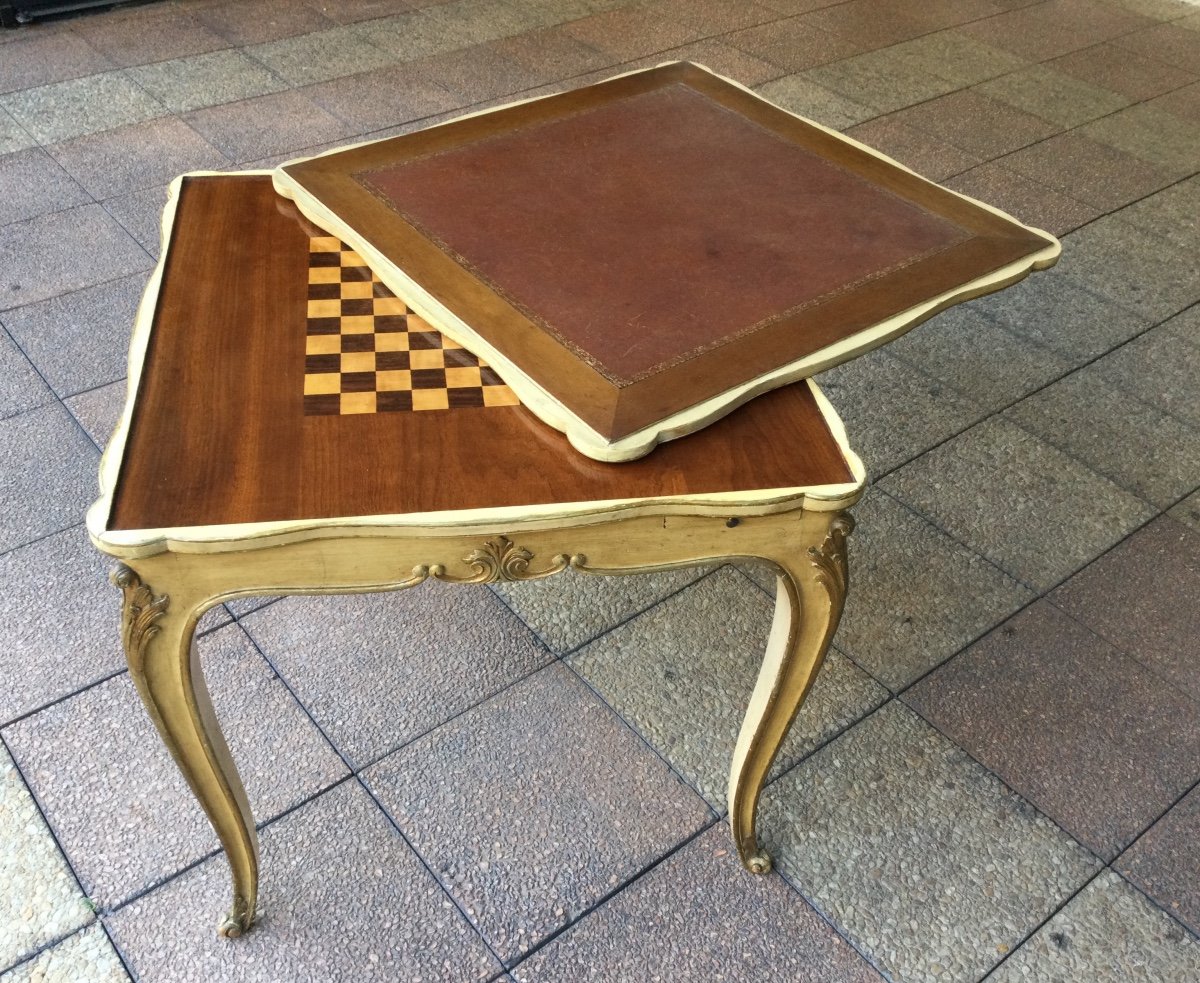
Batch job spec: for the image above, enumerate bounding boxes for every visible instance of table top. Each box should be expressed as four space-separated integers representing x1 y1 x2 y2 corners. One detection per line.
90 174 861 550
275 61 1059 462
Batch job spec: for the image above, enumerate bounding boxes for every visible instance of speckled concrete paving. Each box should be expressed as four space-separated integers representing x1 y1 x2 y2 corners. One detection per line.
2 1 1199 981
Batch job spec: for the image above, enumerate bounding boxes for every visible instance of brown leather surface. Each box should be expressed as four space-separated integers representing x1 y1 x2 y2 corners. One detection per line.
282 63 1056 444
108 176 854 532
360 83 966 386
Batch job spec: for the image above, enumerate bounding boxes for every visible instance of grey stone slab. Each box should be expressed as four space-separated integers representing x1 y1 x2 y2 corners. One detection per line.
0 72 165 145
246 24 396 87
193 0 338 46
47 116 228 200
301 63 459 134
813 349 989 477
947 161 1100 237
0 204 150 312
0 30 114 95
804 50 959 114
833 490 1034 691
0 745 92 971
0 924 129 982
754 74 876 128
1005 364 1200 508
1081 102 1200 175
406 43 540 105
363 663 711 965
1051 515 1200 703
105 781 499 982
760 702 1100 983
2 274 144 398
101 185 169 259
975 63 1132 127
241 581 553 767
69 6 229 68
1114 175 1200 252
491 565 707 655
181 89 355 163
0 108 35 156
63 380 125 451
1170 488 1200 532
0 148 90 227
1118 785 1200 938
513 823 884 983
880 416 1156 591
2 623 348 907
882 30 1030 86
0 402 99 554
1054 217 1200 321
970 265 1154 362
844 115 981 182
1092 325 1200 430
907 601 1200 860
988 870 1200 982
127 49 287 114
887 304 1072 414
0 327 52 422
0 525 126 726
353 10 472 63
569 567 888 807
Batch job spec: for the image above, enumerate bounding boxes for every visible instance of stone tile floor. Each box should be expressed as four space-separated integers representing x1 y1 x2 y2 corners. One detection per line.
1 0 1198 979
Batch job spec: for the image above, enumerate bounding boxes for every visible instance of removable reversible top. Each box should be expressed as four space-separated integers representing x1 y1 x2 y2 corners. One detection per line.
275 62 1059 461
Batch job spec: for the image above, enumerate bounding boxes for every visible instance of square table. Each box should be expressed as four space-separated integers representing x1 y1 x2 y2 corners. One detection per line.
88 172 866 937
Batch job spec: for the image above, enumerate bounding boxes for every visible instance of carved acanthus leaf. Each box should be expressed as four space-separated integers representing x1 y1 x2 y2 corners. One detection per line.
807 513 854 608
111 565 169 674
432 536 576 584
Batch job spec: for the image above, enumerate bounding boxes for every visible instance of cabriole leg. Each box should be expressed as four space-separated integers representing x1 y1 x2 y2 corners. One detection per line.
727 513 853 873
111 564 259 937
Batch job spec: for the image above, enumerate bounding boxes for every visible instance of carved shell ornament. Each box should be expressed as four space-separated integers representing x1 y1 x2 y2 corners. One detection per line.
402 536 586 586
807 514 854 607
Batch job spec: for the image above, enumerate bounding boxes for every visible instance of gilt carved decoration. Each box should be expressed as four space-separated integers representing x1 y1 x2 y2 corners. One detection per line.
111 565 170 674
807 514 854 609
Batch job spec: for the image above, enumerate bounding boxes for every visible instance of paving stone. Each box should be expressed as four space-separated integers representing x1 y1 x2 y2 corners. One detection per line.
888 303 1072 414
907 600 1200 859
1162 303 1200 351
2 623 348 907
962 0 1155 60
407 43 541 104
0 328 52 422
724 17 865 73
1005 365 1200 508
562 5 708 62
0 30 113 95
1151 78 1200 124
2 274 144 398
1051 515 1200 703
896 90 1060 158
126 49 287 115
0 745 92 971
105 781 500 982
569 567 888 807
307 0 415 24
754 74 876 128
1047 40 1198 100
353 10 475 63
193 0 337 46
0 525 130 726
301 63 459 133
1118 785 1200 937
1112 19 1200 72
0 148 90 228
63 380 125 451
0 108 35 156
799 0 929 50
0 204 150 312
489 25 613 85
975 63 1132 127
885 30 1031 86
844 116 980 182
832 490 1034 691
988 870 1200 982
246 23 395 88
70 5 229 67
513 823 884 983
494 564 709 658
804 48 960 114
813 349 988 477
656 39 782 87
879 416 1155 591
0 72 165 145
1104 0 1200 19
182 89 355 164
969 265 1153 362
363 663 711 965
948 162 1099 236
759 702 1100 983
1052 217 1200 321
241 581 553 767
0 924 128 983
100 185 169 259
0 402 99 554
1091 324 1200 429
1081 102 1200 174
1108 174 1200 250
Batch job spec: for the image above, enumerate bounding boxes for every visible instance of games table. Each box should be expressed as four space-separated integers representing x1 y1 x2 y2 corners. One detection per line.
87 65 1058 938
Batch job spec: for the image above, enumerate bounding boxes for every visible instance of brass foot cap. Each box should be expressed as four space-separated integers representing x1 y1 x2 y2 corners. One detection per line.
746 851 773 875
217 913 252 938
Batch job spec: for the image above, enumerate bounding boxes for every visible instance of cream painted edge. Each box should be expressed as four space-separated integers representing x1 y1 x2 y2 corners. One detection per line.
86 168 864 559
272 59 1061 463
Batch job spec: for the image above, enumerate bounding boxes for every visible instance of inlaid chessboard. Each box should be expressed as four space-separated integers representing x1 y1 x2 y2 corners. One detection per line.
302 236 519 415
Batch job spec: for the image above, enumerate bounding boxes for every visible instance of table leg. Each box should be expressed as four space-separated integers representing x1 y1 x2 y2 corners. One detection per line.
727 513 853 873
111 565 259 937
